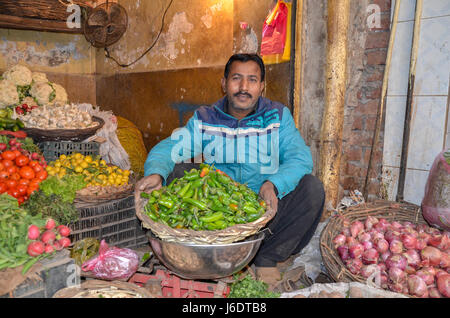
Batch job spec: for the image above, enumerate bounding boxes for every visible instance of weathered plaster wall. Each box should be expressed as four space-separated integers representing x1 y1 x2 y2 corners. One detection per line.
0 29 97 104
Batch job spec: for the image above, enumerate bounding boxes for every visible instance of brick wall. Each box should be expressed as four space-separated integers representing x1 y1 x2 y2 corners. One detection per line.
340 0 392 201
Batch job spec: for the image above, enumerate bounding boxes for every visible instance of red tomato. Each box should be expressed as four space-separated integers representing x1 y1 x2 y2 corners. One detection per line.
17 184 27 196
1 151 16 161
5 179 17 189
11 150 21 159
27 184 39 196
15 155 29 167
0 183 7 193
32 164 43 173
2 160 13 169
19 166 35 180
7 166 18 175
36 170 48 181
18 178 30 186
0 171 8 179
28 161 38 168
0 162 4 171
17 196 25 205
7 187 20 198
10 172 21 181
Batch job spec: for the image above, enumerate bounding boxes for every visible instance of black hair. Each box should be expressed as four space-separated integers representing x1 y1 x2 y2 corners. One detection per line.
224 53 265 81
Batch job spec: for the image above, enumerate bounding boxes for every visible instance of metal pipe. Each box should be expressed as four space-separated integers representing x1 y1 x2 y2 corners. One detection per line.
397 0 423 202
319 0 351 214
363 0 402 200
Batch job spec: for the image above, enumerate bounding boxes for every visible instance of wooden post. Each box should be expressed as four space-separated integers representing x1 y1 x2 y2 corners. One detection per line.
292 0 304 130
319 0 350 216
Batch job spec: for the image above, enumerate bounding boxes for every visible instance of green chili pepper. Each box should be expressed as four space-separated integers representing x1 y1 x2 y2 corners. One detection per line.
182 187 195 199
183 197 208 210
158 197 174 209
177 183 191 197
199 211 223 223
243 204 258 215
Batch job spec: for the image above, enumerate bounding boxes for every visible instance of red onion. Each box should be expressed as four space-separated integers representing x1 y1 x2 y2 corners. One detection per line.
416 224 429 233
358 232 371 243
349 243 364 259
374 221 389 233
407 275 428 297
421 246 442 267
333 234 347 248
375 238 389 254
380 251 392 263
360 264 378 279
364 216 379 230
416 269 436 285
389 239 404 254
436 274 450 297
377 263 387 274
438 235 450 250
380 273 389 289
388 267 406 284
341 227 351 237
439 252 449 269
402 227 418 238
436 269 447 279
428 234 443 248
403 249 421 268
418 232 431 244
337 245 350 261
362 248 379 265
386 254 407 270
371 231 385 242
350 221 364 238
422 266 437 276
428 286 442 298
346 236 357 246
388 282 404 293
362 241 373 251
391 221 403 230
402 221 416 230
415 238 427 251
426 227 441 236
405 265 416 275
385 230 401 244
345 258 363 275
401 233 417 249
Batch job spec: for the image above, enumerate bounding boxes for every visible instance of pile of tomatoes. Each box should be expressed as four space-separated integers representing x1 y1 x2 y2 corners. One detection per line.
0 149 48 204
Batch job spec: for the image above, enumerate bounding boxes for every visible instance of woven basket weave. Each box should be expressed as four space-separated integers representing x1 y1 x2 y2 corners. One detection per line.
134 188 276 245
320 200 426 284
53 280 155 298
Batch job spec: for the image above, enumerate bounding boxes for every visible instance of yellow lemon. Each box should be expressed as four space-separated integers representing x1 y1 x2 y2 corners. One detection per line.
74 166 83 173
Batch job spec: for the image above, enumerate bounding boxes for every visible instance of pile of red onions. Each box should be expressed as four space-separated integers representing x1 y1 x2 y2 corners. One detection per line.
333 217 450 298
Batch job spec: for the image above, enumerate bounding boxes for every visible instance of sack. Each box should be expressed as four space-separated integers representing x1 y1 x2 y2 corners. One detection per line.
421 150 450 231
260 0 292 65
81 240 139 281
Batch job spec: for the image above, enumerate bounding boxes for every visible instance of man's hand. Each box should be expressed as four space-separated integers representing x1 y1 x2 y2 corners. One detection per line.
259 181 278 213
136 174 163 194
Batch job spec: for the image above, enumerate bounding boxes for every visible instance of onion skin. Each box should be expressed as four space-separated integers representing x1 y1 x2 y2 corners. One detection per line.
403 249 421 269
421 246 442 267
388 267 406 284
401 233 417 250
416 269 436 285
389 239 404 254
362 241 373 251
386 254 407 270
439 252 450 269
337 245 350 261
364 216 379 231
380 251 392 263
407 275 428 297
333 234 347 248
349 243 364 259
362 248 379 265
375 239 389 254
391 221 403 230
350 221 364 238
436 274 450 298
345 258 363 275
415 238 427 251
428 287 442 298
358 232 371 243
360 264 379 279
385 230 401 244
405 265 416 275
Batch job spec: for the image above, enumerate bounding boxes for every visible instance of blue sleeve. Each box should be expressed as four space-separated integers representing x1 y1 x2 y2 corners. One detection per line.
143 113 202 184
266 107 313 199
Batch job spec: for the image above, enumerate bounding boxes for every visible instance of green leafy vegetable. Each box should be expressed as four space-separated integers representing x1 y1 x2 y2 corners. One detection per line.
227 274 280 298
39 175 87 203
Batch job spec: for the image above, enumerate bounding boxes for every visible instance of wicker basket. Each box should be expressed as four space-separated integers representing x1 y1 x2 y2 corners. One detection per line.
52 280 155 298
23 116 104 142
74 183 134 204
320 200 427 284
134 188 276 245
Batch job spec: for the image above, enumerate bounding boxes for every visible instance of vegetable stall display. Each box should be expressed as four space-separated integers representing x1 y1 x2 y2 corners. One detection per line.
332 217 450 297
141 164 266 231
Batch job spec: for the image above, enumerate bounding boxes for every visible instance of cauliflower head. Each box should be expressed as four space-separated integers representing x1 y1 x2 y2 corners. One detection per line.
3 64 32 86
31 72 48 84
51 83 69 106
0 79 20 108
30 82 55 106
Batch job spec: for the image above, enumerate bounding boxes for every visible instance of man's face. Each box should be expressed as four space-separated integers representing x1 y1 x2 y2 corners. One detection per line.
221 60 265 113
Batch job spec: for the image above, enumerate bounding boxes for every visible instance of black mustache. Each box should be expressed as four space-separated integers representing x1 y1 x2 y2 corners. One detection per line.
234 92 252 98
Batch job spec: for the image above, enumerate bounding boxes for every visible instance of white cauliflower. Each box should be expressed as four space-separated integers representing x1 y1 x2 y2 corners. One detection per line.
0 79 20 108
51 83 68 106
31 72 48 84
2 64 32 86
30 82 55 106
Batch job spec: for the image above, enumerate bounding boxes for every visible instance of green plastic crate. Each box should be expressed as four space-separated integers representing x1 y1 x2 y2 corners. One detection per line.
38 141 100 163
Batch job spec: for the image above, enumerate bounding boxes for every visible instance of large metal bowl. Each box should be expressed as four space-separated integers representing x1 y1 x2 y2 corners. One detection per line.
147 231 265 280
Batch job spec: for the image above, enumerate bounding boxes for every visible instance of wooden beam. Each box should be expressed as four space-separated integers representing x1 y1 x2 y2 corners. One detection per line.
319 0 351 215
292 0 304 130
0 14 83 34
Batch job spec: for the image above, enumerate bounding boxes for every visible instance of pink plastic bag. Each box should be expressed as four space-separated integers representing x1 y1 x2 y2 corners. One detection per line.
81 240 139 280
260 1 288 56
421 150 450 231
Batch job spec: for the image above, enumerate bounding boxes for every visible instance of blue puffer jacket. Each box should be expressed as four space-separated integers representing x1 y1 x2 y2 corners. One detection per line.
144 96 313 199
